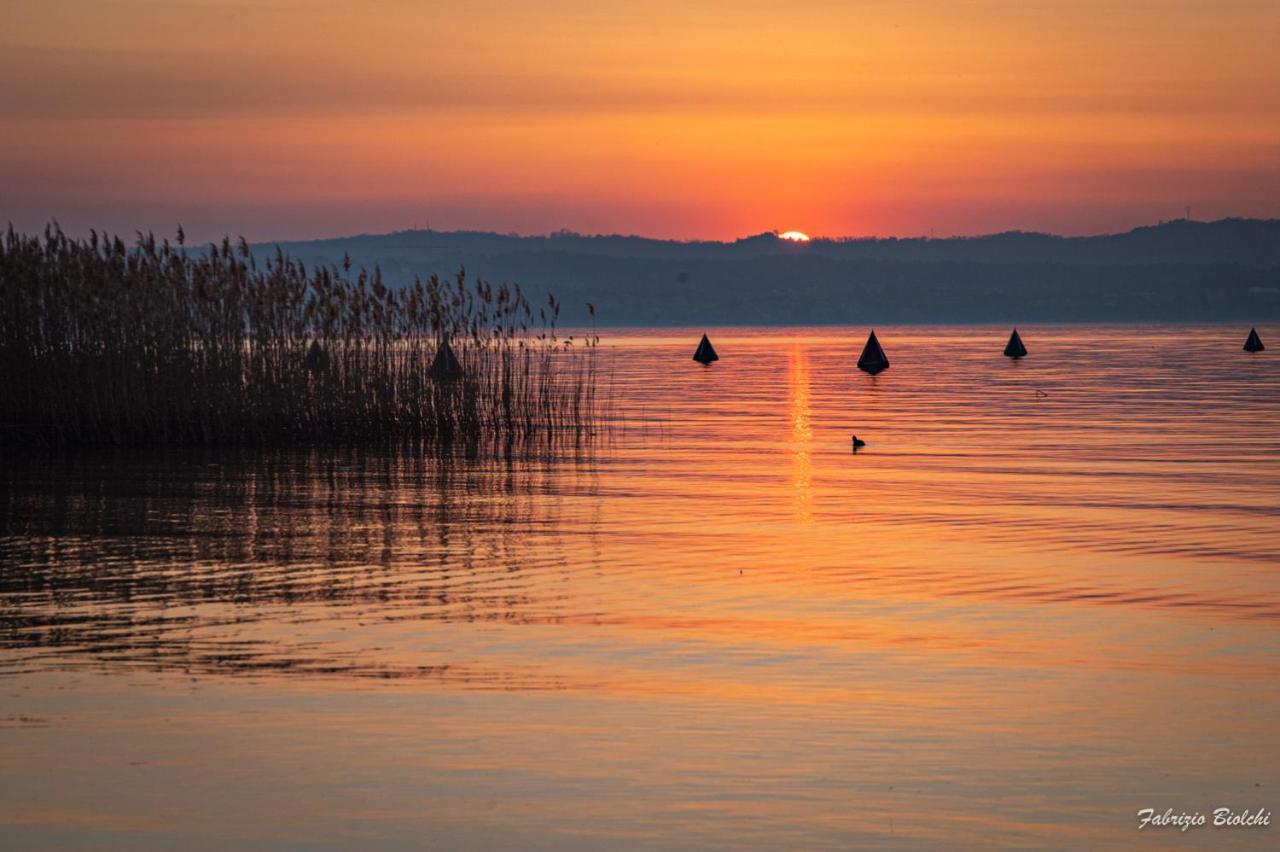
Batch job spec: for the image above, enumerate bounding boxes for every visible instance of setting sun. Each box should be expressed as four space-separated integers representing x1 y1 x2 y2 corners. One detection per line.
779 231 811 242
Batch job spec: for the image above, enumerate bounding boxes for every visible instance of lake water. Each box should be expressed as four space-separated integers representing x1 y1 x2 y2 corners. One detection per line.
2 325 1278 849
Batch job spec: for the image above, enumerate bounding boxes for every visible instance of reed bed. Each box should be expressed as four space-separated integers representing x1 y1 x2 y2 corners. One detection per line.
0 224 601 451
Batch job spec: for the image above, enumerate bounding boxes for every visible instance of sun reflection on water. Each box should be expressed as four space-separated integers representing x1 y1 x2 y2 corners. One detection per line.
788 345 813 522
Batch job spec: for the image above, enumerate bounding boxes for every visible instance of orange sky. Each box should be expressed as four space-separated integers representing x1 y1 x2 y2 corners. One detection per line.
3 0 1279 241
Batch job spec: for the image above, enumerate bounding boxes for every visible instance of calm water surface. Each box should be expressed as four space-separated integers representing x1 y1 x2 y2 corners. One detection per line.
2 325 1278 849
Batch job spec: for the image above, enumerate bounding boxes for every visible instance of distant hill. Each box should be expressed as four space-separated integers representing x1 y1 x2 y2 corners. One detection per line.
259 219 1280 325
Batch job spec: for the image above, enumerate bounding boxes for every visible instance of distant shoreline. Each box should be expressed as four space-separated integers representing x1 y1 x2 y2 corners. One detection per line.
260 218 1280 327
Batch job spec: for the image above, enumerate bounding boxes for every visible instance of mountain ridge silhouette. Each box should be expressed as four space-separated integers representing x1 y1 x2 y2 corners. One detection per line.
259 218 1280 324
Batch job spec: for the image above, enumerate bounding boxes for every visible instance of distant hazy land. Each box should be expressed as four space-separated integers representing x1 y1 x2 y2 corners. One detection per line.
262 218 1280 325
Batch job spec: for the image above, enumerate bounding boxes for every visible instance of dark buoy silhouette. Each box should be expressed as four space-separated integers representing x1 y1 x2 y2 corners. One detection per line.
304 340 329 374
857 330 889 374
429 339 463 381
1244 327 1265 352
1004 328 1027 359
693 333 719 365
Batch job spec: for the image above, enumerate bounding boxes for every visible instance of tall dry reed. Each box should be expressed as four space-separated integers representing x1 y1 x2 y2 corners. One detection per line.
0 224 600 451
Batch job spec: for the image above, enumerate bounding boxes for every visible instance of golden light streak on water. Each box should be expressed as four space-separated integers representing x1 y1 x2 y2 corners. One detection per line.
789 344 814 523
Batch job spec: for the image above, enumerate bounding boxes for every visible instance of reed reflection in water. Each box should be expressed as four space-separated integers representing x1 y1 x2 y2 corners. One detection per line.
2 451 601 686
1 324 1278 850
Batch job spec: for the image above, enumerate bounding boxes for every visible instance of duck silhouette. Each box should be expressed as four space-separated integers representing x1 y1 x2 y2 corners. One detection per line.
851 435 866 450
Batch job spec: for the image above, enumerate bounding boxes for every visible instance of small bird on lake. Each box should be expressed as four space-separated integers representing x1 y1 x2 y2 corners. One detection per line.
851 434 866 450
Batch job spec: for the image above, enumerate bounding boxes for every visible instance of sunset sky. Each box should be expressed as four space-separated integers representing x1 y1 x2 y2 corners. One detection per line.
4 0 1279 242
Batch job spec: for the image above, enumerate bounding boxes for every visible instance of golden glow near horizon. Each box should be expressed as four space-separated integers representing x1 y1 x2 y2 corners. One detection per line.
779 231 811 242
3 0 1279 241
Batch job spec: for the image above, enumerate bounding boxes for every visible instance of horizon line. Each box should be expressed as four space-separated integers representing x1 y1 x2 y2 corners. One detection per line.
257 215 1278 247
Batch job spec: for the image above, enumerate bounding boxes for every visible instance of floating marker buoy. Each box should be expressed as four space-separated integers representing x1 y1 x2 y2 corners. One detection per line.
1244 327 1265 353
304 340 329 374
429 339 463 382
693 333 719 364
1004 328 1028 359
857 330 889 374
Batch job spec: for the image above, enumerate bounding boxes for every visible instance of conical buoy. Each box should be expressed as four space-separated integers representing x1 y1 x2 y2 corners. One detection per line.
693 333 719 365
304 340 329 374
1004 328 1028 359
857 330 889 374
1244 328 1265 353
429 339 463 381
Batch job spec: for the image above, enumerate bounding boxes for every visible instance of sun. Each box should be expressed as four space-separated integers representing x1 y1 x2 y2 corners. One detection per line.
779 230 811 242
